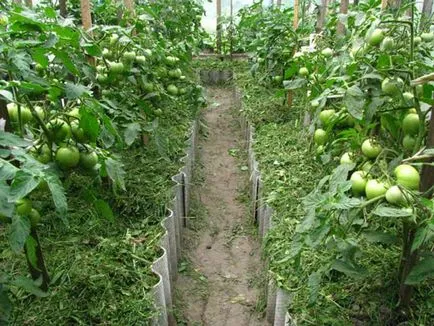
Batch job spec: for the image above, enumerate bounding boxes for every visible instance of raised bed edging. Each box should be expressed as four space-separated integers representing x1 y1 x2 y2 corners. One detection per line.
234 87 291 326
151 120 198 326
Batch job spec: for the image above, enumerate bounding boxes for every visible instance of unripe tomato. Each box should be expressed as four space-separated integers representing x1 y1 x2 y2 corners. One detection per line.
109 61 124 74
272 75 283 83
16 198 32 216
34 106 45 121
314 129 327 145
47 119 71 143
402 135 416 151
394 164 420 190
414 36 422 45
381 77 404 96
122 51 136 62
110 33 119 45
136 56 147 65
402 113 420 135
143 49 153 57
71 120 86 142
143 82 154 93
421 32 434 42
102 48 113 59
381 36 395 51
316 145 324 155
321 48 333 58
319 109 336 126
299 67 309 76
29 209 41 227
168 68 182 79
311 100 320 108
167 84 178 95
365 179 387 199
385 185 406 205
55 146 80 169
350 171 367 196
69 108 81 119
165 56 178 66
32 144 51 164
361 139 381 159
340 152 354 165
367 29 385 46
79 151 98 169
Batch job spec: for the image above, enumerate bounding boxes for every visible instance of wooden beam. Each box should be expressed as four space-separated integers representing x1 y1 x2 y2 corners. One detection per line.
216 0 222 54
316 0 327 32
337 0 349 35
59 0 67 17
293 0 299 29
421 0 433 31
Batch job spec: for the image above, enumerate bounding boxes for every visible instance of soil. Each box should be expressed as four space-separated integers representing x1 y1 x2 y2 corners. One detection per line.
175 87 266 326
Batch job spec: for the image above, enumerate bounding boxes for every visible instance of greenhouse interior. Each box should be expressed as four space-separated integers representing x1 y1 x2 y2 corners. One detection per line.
0 0 434 325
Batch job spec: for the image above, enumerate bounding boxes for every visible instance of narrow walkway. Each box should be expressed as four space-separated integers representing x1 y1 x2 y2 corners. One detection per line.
175 87 266 326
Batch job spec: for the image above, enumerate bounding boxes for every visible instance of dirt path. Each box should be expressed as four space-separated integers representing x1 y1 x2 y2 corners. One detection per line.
175 87 266 326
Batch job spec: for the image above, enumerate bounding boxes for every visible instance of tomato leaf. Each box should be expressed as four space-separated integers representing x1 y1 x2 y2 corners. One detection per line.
25 236 38 270
405 256 434 285
331 259 367 279
11 276 48 297
343 85 365 120
307 271 321 306
104 157 126 191
124 122 141 146
9 215 30 253
65 82 91 100
372 205 413 217
93 199 115 222
45 173 68 224
8 171 39 202
0 284 12 323
0 90 13 102
363 231 398 244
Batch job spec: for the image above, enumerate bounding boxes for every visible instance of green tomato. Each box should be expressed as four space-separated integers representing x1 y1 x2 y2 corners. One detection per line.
367 29 385 46
361 139 381 159
168 68 182 79
109 61 124 74
32 144 51 164
394 164 420 190
123 51 136 62
69 108 81 119
29 208 41 227
16 198 32 216
102 48 113 59
0 15 8 26
47 119 71 143
402 135 416 151
421 32 434 42
34 106 45 121
179 88 187 95
143 82 154 93
381 36 395 51
321 48 333 58
167 84 178 95
143 49 153 57
361 161 373 173
272 75 283 83
365 179 387 199
350 171 367 196
96 65 106 73
385 185 406 206
319 109 336 127
299 67 309 76
340 152 354 165
381 77 404 96
414 36 422 45
165 56 178 66
7 103 32 124
55 146 80 169
402 113 420 135
311 100 320 108
109 33 119 45
79 151 98 170
71 120 86 142
136 56 147 65
314 129 327 145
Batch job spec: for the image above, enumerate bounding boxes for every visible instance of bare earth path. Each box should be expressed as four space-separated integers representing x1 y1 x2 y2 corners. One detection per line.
175 87 266 326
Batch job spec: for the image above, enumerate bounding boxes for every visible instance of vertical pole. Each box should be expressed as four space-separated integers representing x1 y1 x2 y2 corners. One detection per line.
124 0 136 18
216 0 222 55
13 0 22 4
421 0 433 32
276 0 282 8
230 0 233 58
25 0 32 7
293 0 300 29
336 0 348 36
316 0 327 32
80 0 95 65
381 0 388 10
59 0 67 17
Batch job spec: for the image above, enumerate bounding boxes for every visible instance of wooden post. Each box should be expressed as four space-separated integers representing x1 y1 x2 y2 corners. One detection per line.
230 0 233 58
336 0 349 36
316 0 328 32
80 0 92 32
381 0 388 9
13 0 22 4
216 0 222 55
124 0 136 18
80 0 95 65
25 0 32 7
276 0 282 8
421 0 433 31
59 0 67 18
293 0 299 29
